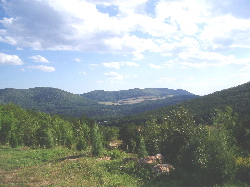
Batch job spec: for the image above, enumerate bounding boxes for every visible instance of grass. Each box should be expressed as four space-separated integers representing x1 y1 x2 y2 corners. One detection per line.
0 146 149 186
1 146 249 187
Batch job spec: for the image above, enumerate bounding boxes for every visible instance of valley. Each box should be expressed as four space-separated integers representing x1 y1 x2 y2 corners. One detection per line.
0 83 250 186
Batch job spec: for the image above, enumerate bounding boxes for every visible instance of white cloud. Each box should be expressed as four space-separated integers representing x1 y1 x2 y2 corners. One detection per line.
163 61 175 67
27 65 55 72
149 63 162 69
0 0 250 61
29 55 49 63
74 58 81 62
157 77 176 83
103 61 139 69
133 53 144 60
199 14 250 50
79 71 86 75
125 61 139 67
0 53 23 65
103 62 121 69
104 71 127 81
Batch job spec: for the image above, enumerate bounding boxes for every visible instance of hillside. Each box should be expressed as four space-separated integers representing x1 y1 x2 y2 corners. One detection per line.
82 88 193 102
0 87 197 119
113 81 250 125
181 81 250 121
0 87 95 106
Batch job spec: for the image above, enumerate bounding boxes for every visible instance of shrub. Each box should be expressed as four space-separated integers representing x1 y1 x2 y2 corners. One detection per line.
76 138 87 151
109 149 122 159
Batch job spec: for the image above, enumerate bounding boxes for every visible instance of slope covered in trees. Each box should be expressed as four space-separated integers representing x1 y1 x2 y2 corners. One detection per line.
0 87 198 120
112 81 250 125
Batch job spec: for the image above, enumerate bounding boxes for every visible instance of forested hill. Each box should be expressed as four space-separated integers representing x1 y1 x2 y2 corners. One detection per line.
0 87 197 119
0 87 97 107
114 81 250 125
181 81 250 121
82 88 193 102
0 87 99 117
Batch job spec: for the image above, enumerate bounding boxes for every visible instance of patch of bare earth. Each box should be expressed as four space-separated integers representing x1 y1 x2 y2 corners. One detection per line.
0 169 19 185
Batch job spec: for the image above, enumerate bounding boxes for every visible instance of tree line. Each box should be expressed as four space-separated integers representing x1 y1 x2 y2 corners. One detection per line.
0 103 119 157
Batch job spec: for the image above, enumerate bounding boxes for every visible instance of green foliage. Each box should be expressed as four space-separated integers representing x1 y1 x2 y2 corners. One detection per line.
119 123 139 153
0 87 198 120
36 128 54 148
178 107 239 186
9 131 18 148
100 126 119 148
0 103 93 150
137 137 148 158
108 149 122 159
143 118 161 154
76 137 87 151
1 82 250 186
82 88 194 102
159 107 197 162
91 123 104 157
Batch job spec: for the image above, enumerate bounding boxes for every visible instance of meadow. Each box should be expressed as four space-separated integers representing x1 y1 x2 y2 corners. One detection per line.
0 146 172 187
1 146 248 187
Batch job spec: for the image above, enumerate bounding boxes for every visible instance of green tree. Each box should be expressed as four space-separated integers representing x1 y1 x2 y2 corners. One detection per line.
76 137 87 151
36 127 54 148
119 123 139 153
9 131 18 148
179 108 238 186
159 107 196 162
138 137 148 158
144 118 161 155
91 123 104 157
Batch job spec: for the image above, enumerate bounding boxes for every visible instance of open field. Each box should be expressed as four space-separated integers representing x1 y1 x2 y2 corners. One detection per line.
0 147 163 187
98 95 174 105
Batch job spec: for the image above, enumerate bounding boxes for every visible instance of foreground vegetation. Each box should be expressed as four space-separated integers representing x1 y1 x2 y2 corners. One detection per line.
0 146 248 187
0 147 141 186
0 103 249 186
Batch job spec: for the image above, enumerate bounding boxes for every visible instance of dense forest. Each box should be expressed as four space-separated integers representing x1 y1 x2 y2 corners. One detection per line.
0 83 250 186
0 87 198 120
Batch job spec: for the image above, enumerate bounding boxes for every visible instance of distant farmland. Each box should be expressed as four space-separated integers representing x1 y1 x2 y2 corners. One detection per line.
98 95 174 105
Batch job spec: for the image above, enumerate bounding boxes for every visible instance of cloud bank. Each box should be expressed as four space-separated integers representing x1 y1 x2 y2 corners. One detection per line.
0 0 249 59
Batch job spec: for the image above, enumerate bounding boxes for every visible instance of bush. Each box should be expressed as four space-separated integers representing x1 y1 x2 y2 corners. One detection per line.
76 138 87 151
109 149 122 159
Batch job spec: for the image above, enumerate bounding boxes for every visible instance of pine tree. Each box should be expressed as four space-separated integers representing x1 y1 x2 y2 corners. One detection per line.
91 123 104 157
138 137 148 158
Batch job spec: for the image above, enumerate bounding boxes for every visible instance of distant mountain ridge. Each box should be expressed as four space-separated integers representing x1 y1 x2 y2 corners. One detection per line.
0 87 197 119
82 88 193 102
0 87 96 107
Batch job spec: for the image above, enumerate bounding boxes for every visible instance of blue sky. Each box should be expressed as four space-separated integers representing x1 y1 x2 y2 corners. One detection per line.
1 0 250 95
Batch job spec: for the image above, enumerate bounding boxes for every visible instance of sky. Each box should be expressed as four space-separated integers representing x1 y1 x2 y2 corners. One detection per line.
1 0 250 96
